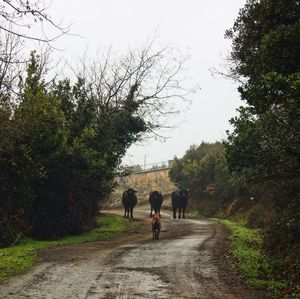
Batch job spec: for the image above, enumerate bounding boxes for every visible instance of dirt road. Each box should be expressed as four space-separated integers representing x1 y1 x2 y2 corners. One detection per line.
0 208 266 299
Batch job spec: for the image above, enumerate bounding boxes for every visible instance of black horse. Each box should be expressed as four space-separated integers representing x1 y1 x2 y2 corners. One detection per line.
122 188 137 218
149 191 163 217
171 189 190 219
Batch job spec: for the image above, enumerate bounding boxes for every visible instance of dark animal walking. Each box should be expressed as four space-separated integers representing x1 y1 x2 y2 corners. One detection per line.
151 213 161 240
171 189 190 219
149 191 163 217
122 188 137 218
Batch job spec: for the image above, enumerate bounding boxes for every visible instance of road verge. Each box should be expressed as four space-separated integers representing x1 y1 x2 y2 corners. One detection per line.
214 219 299 298
0 214 137 283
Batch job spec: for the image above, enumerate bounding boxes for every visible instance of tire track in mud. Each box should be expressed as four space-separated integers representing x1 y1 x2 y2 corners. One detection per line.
0 209 266 299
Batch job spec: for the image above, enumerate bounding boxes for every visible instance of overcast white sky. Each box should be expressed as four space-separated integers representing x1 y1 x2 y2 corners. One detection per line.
45 0 246 166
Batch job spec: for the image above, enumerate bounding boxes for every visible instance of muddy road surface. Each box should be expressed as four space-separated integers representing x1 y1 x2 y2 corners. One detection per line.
0 208 266 299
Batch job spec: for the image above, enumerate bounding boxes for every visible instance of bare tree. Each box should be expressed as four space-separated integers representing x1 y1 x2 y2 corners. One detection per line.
0 29 59 108
0 30 23 109
0 0 71 107
73 41 194 138
0 0 70 43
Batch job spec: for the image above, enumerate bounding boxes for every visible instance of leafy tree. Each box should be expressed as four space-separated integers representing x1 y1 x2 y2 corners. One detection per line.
1 43 190 242
225 0 300 283
169 142 235 212
14 52 67 238
0 52 66 244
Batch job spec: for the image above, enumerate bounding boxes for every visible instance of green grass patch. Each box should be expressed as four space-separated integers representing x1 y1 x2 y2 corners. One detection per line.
0 214 137 283
214 219 287 296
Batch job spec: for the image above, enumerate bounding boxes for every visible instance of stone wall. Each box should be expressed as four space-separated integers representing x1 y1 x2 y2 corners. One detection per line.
105 167 176 207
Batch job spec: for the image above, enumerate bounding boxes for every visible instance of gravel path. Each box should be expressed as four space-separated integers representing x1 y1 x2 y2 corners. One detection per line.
0 208 266 298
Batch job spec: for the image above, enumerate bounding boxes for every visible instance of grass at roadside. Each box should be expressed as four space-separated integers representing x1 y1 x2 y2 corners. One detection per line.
214 219 287 297
0 214 137 283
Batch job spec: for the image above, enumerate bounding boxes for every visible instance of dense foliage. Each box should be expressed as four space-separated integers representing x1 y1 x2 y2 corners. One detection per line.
225 0 300 286
1 45 185 244
169 142 236 215
0 52 146 243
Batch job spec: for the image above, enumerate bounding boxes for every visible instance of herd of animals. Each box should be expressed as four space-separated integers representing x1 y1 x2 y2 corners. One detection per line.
121 188 191 240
